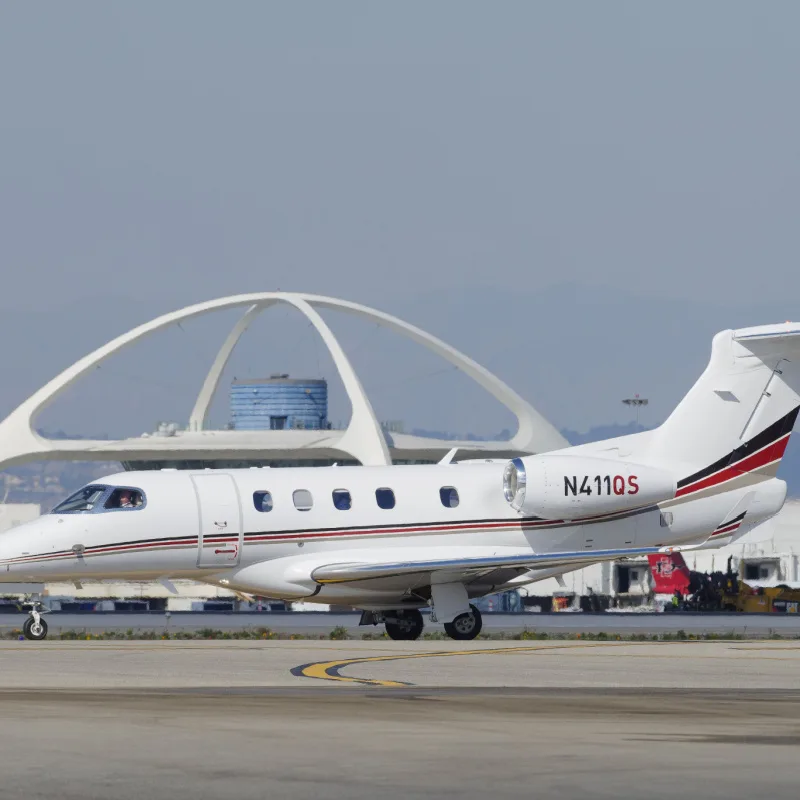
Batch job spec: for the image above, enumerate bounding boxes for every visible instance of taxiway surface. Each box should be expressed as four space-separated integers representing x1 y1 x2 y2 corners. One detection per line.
1 640 798 799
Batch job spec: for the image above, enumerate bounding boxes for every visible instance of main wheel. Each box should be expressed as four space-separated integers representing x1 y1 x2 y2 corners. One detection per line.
385 609 424 641
444 605 482 641
22 616 48 641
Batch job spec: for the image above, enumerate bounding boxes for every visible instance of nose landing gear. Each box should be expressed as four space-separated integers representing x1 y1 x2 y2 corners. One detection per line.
21 601 49 641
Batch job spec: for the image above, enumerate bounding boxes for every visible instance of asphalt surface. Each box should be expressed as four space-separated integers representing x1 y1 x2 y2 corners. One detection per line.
0 640 799 799
2 610 800 636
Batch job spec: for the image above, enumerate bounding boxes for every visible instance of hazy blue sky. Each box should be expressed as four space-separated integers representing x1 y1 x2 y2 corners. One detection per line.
1 3 799 439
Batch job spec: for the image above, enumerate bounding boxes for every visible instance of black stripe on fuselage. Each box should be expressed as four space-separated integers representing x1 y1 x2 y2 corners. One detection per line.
241 515 544 539
676 405 800 489
241 505 659 541
715 511 746 530
9 506 660 566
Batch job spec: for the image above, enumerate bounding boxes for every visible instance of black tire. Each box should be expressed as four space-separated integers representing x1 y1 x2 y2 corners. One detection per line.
22 616 48 641
385 609 424 641
444 605 483 641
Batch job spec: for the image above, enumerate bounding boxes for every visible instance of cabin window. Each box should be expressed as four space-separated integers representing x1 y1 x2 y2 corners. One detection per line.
104 488 145 510
439 486 459 508
332 489 352 511
375 488 395 509
293 489 314 511
51 485 108 514
253 491 274 512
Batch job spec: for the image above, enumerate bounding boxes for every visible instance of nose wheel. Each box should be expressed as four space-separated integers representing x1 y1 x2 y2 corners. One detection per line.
21 602 49 641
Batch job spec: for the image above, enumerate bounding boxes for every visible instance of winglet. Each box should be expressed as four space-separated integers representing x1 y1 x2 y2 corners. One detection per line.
158 577 178 595
439 447 459 465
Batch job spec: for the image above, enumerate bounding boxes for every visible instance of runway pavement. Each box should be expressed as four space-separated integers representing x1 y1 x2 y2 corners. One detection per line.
0 640 799 799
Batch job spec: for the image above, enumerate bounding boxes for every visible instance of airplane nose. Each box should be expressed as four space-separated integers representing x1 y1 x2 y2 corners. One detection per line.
0 537 23 573
0 520 49 572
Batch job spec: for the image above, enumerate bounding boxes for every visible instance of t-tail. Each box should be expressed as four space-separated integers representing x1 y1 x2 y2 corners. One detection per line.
643 323 800 500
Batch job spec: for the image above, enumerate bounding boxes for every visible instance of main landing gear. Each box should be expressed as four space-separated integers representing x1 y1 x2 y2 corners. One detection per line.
443 604 482 641
21 601 49 641
360 601 483 642
381 605 483 641
384 609 424 641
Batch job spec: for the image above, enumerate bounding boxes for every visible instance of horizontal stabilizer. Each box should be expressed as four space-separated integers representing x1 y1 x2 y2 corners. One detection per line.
733 323 800 353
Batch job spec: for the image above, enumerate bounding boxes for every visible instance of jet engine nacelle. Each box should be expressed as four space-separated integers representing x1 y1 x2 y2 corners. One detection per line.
503 455 676 520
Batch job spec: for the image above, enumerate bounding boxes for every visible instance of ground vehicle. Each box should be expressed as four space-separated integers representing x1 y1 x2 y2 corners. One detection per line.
649 553 800 612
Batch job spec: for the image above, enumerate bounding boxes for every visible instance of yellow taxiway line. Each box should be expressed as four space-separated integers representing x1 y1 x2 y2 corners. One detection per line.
291 641 658 687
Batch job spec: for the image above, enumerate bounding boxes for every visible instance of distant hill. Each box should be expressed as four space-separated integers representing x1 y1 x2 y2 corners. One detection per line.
561 422 647 446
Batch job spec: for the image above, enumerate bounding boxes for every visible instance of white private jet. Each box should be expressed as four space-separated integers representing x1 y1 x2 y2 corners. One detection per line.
2 323 799 641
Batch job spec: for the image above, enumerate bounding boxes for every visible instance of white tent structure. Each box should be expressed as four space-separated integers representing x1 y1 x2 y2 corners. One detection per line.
0 292 567 471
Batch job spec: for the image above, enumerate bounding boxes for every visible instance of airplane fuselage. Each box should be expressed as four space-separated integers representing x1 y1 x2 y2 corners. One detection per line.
0 463 786 609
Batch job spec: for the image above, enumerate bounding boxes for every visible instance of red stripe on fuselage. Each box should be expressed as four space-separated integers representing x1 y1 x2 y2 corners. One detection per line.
676 434 790 498
88 537 199 554
243 516 561 544
710 522 741 537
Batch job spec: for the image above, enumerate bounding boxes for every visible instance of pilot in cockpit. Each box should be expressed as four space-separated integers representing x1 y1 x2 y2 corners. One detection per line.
106 488 143 509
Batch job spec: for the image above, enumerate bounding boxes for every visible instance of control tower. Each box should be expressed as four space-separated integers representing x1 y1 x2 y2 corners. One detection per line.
230 375 329 431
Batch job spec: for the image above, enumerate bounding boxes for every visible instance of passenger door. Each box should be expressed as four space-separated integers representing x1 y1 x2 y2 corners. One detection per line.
191 473 243 568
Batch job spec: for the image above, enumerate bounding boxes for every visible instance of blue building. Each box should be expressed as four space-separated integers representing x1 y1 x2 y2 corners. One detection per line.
230 375 328 431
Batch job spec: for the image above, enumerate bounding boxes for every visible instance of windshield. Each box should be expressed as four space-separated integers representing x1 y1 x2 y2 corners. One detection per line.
51 485 109 514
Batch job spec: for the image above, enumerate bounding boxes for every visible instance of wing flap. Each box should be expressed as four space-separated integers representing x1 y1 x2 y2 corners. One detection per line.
311 545 662 585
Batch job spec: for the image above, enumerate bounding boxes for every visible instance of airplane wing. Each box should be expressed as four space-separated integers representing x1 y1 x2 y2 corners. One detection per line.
311 545 662 585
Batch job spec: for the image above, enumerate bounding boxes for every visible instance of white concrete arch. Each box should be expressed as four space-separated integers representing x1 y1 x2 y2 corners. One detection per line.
308 296 567 454
184 299 390 465
285 297 391 466
188 303 268 433
0 292 566 470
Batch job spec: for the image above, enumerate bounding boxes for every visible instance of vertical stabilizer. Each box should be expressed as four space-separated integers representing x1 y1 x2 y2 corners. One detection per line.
647 324 800 498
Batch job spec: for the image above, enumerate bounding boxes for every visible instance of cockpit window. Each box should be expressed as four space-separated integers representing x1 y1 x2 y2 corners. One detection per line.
50 485 146 514
52 485 108 514
104 488 145 510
